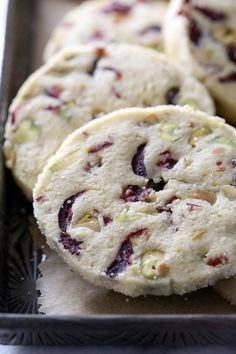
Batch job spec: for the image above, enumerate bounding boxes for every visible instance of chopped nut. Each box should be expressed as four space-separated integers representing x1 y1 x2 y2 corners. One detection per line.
141 251 165 279
158 263 169 277
212 26 236 45
222 185 236 200
209 136 236 149
188 125 212 147
158 121 180 142
192 229 206 241
74 213 100 232
185 190 216 205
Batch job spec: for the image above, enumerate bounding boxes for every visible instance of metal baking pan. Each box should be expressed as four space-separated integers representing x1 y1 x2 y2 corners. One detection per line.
1 0 236 346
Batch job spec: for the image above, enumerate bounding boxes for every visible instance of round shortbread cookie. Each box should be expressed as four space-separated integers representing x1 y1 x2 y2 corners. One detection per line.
4 44 214 199
34 106 236 297
44 0 168 61
164 0 236 124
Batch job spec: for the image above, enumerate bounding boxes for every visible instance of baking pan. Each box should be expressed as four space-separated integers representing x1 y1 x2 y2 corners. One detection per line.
1 0 236 346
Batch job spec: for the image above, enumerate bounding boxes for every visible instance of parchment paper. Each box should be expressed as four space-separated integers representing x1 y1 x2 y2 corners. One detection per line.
33 0 236 316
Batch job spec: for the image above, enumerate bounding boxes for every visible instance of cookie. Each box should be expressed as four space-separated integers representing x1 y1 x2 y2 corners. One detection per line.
44 0 168 61
4 44 214 199
164 0 236 124
34 105 236 297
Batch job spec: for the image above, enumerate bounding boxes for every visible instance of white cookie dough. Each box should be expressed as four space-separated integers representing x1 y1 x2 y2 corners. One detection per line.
44 0 168 60
34 105 236 297
4 44 214 199
164 0 236 124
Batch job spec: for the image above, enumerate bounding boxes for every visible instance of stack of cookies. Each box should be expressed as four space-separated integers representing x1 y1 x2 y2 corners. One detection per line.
4 0 236 302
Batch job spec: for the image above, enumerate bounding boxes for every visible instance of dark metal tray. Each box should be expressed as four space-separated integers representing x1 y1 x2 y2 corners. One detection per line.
1 0 236 346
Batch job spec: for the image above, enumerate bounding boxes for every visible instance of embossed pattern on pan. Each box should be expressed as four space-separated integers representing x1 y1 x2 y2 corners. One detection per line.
2 0 236 346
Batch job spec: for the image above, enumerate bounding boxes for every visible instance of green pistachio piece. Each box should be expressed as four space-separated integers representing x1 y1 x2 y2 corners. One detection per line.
178 98 200 109
208 136 236 149
158 121 180 142
189 125 212 147
141 251 168 279
74 213 100 232
12 118 41 144
117 209 129 223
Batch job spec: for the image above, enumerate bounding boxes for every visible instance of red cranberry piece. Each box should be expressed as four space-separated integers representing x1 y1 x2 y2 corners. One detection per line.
146 178 165 192
139 24 161 35
87 48 106 76
44 86 62 99
232 159 236 168
120 185 149 202
101 67 122 80
132 144 147 177
105 228 148 278
58 190 86 233
88 140 113 153
193 6 226 21
216 160 223 166
36 195 45 203
157 151 177 170
226 45 236 64
59 233 83 256
105 239 133 278
83 158 102 172
103 215 113 225
188 18 202 45
231 175 236 187
44 104 62 112
156 196 177 213
90 30 105 40
219 71 236 83
186 202 201 211
127 228 149 239
165 87 180 105
207 255 228 267
102 2 132 15
111 86 122 98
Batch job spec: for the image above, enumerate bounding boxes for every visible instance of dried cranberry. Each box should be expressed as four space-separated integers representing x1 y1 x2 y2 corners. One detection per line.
83 159 102 172
226 45 236 64
188 18 202 45
59 233 83 256
105 239 133 278
58 190 86 233
111 86 122 98
10 111 16 125
44 86 62 99
120 185 149 202
219 71 236 83
102 2 132 15
132 144 147 177
36 195 44 203
207 255 228 267
165 87 180 105
103 215 113 225
106 228 148 278
156 196 177 213
186 202 201 211
90 30 105 40
146 178 165 192
44 104 62 112
232 159 236 168
127 228 149 239
139 24 161 35
216 160 223 166
88 58 101 76
101 67 122 80
88 140 113 153
193 5 226 21
157 151 177 170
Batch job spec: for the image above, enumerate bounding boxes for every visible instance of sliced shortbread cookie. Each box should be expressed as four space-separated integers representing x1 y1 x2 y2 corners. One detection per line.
164 0 236 124
215 277 236 307
4 44 214 198
44 0 168 60
34 106 236 297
